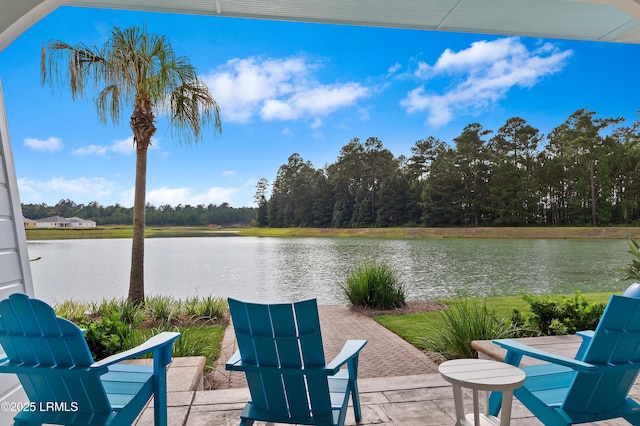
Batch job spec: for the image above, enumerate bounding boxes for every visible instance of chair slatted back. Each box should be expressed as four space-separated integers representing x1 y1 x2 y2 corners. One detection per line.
228 298 333 423
0 293 111 413
564 295 640 413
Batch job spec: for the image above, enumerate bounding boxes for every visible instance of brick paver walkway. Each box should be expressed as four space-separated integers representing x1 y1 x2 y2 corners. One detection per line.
212 304 438 389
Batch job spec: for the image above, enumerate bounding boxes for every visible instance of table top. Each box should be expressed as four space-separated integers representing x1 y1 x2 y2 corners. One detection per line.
438 359 525 391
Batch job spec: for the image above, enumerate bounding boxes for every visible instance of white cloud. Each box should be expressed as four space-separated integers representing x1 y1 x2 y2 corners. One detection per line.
18 176 117 201
262 99 296 120
358 108 371 121
24 137 62 152
203 56 370 124
221 170 236 176
118 187 135 207
387 62 402 76
401 37 573 127
145 186 239 206
310 118 323 130
281 83 370 118
414 61 432 79
72 145 108 156
66 137 160 158
281 127 294 137
110 137 136 155
433 38 524 73
109 136 159 155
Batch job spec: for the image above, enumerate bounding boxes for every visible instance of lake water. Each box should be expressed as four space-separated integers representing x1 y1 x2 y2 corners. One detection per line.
27 237 631 305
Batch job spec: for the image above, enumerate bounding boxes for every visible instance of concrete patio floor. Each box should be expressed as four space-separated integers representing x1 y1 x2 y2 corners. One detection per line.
135 362 517 426
132 306 640 425
137 362 640 425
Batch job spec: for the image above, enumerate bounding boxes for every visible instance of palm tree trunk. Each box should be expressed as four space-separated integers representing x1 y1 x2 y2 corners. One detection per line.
128 145 148 304
590 159 597 226
128 95 155 305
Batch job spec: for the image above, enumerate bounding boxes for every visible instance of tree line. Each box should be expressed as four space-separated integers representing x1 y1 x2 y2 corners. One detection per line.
22 200 257 226
257 108 640 228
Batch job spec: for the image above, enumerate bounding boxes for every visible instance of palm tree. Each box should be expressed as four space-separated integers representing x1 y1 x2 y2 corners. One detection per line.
41 26 222 304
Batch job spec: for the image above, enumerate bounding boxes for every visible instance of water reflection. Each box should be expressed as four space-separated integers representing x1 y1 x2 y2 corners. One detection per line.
27 237 628 305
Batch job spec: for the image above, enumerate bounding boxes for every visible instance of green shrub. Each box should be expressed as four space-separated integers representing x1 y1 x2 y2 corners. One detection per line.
511 291 605 336
427 298 517 359
341 261 406 309
55 295 229 365
77 313 132 360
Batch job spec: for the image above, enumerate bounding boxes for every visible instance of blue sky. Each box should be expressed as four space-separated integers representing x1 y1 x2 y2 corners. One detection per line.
1 6 639 208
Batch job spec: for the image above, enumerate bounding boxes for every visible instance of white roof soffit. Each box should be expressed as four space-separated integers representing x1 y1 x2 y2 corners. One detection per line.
0 0 67 52
2 0 640 53
64 0 640 44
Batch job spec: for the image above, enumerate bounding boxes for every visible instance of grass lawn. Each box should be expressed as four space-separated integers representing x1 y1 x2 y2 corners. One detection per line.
237 226 640 239
374 292 616 351
132 325 225 370
26 225 640 240
25 226 234 240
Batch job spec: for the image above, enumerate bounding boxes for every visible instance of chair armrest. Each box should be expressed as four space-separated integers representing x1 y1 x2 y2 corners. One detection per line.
226 341 367 377
575 330 594 360
91 331 181 369
493 339 596 373
325 340 367 375
225 350 242 371
577 330 594 340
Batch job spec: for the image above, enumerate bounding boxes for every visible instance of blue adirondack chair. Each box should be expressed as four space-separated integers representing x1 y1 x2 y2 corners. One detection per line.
489 294 640 425
225 298 367 426
0 293 180 426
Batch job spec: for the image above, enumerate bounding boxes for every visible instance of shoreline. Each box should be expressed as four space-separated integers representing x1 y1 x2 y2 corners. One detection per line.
25 225 640 240
236 226 640 239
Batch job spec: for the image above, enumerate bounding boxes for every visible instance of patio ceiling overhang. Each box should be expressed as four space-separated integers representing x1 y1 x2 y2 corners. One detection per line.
2 0 640 54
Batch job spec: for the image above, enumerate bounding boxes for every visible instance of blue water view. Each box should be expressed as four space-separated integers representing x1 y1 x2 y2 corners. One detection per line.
27 237 630 305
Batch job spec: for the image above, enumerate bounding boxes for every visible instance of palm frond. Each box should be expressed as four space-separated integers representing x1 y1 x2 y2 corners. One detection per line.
41 41 107 100
618 235 640 282
41 25 222 140
168 80 221 143
96 84 123 125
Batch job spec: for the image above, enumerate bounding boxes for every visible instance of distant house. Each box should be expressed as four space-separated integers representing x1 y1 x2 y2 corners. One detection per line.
67 216 97 228
27 215 97 229
22 217 37 229
34 215 69 228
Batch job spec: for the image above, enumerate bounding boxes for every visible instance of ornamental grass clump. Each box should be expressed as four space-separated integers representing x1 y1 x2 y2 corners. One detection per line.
145 295 181 327
341 261 406 310
184 295 228 322
427 297 517 359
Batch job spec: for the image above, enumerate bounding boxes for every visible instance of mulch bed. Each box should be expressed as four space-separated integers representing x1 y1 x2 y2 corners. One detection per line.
350 300 447 317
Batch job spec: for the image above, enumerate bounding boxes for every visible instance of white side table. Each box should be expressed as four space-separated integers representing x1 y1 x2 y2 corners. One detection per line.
438 358 525 426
